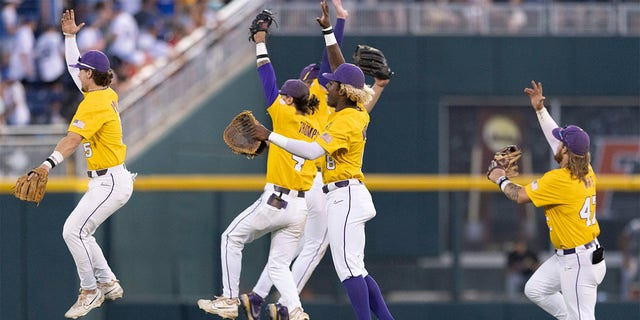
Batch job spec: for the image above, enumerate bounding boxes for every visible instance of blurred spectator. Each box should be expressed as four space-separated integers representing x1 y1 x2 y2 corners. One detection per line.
34 23 66 124
7 14 37 83
505 239 539 300
107 1 142 66
619 218 640 302
135 0 162 29
138 19 173 60
38 0 63 28
3 74 31 126
35 24 64 84
77 2 108 52
1 0 20 36
107 1 144 82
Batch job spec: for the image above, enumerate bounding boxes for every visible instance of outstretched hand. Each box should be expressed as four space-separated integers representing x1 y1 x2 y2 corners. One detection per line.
524 80 545 111
248 121 272 141
61 9 85 35
316 0 331 29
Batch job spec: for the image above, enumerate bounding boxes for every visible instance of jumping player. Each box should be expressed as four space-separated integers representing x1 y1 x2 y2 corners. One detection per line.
195 24 320 320
34 9 135 319
248 2 395 319
240 1 391 319
487 80 606 320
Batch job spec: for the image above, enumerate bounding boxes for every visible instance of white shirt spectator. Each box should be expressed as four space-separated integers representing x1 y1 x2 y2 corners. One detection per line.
77 25 105 52
7 22 36 82
108 10 140 62
1 1 19 36
35 28 65 82
4 80 30 126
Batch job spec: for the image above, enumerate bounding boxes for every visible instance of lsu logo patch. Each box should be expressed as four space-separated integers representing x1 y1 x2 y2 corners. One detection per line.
321 133 332 143
72 119 85 129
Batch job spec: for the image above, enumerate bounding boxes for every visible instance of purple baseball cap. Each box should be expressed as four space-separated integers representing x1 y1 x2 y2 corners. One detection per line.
322 63 365 89
552 125 590 155
279 79 309 99
299 63 320 82
69 50 110 73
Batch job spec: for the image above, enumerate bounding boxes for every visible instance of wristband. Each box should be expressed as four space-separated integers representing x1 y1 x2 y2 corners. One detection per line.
322 26 334 34
63 33 75 38
256 43 269 63
496 176 511 191
42 150 64 169
322 26 337 46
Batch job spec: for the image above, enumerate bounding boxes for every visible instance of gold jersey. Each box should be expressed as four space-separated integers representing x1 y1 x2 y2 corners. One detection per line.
266 96 321 191
315 107 369 184
525 165 600 249
68 88 126 170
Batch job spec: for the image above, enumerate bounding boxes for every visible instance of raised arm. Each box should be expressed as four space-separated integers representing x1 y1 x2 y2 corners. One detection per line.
318 0 348 87
524 80 561 153
363 78 390 113
253 31 278 106
61 9 85 92
317 1 345 72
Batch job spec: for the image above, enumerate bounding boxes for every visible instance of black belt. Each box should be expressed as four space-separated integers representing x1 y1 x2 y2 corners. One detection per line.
87 169 108 178
557 239 598 255
322 180 358 194
273 185 305 198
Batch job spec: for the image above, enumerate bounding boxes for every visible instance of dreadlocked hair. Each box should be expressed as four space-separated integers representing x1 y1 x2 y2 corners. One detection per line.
294 94 320 115
566 151 591 182
92 69 114 87
339 83 374 106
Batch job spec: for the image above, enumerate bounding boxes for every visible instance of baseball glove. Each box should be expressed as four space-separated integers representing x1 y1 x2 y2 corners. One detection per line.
14 167 49 205
487 145 522 178
353 45 394 80
223 110 267 159
249 9 277 42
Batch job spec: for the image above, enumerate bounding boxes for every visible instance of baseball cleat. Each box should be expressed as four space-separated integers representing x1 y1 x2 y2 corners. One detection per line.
97 279 124 301
289 307 310 320
64 289 104 319
197 296 240 319
267 303 289 320
240 291 264 320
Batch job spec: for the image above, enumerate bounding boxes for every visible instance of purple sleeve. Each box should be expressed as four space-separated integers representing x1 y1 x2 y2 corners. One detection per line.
318 18 345 88
258 63 279 106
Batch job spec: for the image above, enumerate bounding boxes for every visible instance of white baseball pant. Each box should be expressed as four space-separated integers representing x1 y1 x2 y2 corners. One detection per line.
524 244 606 320
62 164 134 290
325 179 376 282
220 184 307 311
253 172 329 298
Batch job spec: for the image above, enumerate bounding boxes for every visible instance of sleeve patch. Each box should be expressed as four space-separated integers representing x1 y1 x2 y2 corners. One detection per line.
531 180 538 191
72 119 85 129
321 133 332 143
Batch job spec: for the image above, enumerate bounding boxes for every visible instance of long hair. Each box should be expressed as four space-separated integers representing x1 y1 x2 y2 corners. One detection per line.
339 83 374 106
566 151 591 182
293 94 320 115
92 69 114 87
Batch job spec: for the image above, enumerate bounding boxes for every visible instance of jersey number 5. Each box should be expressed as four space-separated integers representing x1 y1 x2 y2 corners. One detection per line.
579 195 597 226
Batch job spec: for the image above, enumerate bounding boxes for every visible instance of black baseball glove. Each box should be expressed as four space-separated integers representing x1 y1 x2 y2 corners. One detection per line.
353 45 394 80
249 9 277 42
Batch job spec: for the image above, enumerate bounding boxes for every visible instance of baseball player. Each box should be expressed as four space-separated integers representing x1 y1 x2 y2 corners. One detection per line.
487 80 606 320
240 1 391 319
196 25 320 320
247 2 395 320
31 10 135 319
